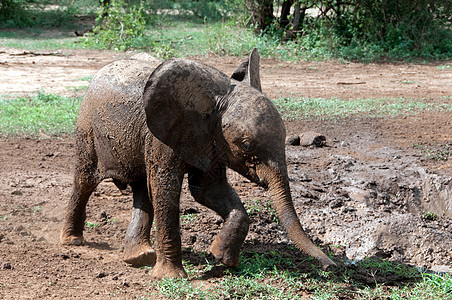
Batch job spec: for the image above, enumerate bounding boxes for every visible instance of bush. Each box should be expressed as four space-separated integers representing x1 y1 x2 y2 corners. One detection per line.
246 0 452 61
0 0 37 27
81 0 146 51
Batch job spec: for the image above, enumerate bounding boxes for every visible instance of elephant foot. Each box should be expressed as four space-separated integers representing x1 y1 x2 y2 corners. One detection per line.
60 231 84 246
150 260 187 280
210 236 240 267
123 244 157 267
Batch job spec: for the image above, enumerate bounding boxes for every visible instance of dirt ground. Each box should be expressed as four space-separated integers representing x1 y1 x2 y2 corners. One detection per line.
0 47 451 299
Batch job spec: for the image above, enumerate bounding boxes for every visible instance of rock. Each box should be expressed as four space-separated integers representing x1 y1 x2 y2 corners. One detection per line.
430 265 452 273
1 262 12 269
343 187 375 203
299 131 327 147
286 135 300 146
330 198 344 208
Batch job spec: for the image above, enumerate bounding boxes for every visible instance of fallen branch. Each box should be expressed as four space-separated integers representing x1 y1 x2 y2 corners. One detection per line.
337 81 367 85
10 51 66 57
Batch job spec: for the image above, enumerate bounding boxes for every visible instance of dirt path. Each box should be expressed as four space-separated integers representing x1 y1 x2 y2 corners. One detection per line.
0 48 451 298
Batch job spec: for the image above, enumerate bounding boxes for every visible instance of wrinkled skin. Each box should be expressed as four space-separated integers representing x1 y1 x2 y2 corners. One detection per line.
60 49 335 280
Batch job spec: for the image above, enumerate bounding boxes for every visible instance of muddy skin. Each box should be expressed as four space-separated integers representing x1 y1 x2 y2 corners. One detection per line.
61 53 160 265
143 50 334 277
122 180 156 266
61 49 333 280
188 158 250 267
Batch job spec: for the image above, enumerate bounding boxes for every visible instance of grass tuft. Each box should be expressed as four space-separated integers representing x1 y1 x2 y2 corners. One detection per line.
273 97 452 120
0 91 81 137
148 251 452 299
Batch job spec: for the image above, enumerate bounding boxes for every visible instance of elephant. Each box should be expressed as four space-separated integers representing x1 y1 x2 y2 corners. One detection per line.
60 49 335 279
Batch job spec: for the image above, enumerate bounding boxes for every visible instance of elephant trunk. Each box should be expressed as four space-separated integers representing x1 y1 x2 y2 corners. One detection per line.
260 164 336 270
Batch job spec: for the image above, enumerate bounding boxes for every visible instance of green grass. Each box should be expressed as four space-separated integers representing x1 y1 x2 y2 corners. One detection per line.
147 251 452 299
1 92 451 137
273 97 452 120
0 91 81 137
413 143 452 161
85 221 99 228
0 29 85 50
104 20 281 59
135 20 331 61
181 213 197 225
78 75 93 82
437 65 452 71
0 20 316 61
245 198 278 223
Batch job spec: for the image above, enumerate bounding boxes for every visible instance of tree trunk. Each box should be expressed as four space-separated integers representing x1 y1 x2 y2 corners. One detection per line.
246 0 275 33
280 0 294 28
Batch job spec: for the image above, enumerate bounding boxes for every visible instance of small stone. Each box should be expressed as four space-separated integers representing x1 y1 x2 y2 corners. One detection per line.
300 132 327 147
1 262 12 269
299 174 312 182
11 190 22 196
15 225 25 232
330 199 344 208
99 211 108 220
97 272 107 278
286 135 300 146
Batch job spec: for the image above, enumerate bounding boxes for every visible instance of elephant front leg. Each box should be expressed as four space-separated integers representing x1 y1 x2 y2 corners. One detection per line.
149 147 187 279
123 180 156 267
188 166 250 267
209 204 249 267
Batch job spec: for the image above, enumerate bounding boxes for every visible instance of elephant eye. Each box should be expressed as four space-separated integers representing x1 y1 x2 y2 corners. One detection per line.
241 139 253 152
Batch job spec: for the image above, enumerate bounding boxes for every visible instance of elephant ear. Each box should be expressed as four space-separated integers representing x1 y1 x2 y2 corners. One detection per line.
143 58 231 172
231 48 262 92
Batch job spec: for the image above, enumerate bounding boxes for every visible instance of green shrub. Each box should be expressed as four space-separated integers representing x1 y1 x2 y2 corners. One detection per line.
81 0 146 51
0 0 81 28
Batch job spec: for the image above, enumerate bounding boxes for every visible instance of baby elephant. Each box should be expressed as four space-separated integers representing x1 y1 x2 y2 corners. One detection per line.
60 49 335 279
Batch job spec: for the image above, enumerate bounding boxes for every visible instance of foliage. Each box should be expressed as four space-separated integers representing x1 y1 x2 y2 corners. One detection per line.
145 0 243 22
0 0 36 26
0 0 81 28
245 0 452 60
2 0 450 60
80 0 146 51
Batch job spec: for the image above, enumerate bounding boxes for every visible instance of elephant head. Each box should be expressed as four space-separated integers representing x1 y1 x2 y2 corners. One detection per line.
143 49 335 270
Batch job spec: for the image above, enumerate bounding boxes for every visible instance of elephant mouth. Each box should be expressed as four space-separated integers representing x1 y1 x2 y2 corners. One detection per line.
256 179 268 189
244 172 268 190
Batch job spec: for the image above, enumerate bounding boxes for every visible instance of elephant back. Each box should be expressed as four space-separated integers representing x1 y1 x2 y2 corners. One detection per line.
76 54 160 181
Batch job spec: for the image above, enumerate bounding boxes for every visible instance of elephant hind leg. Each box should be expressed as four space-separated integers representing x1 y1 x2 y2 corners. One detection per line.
61 130 100 246
123 180 156 267
188 165 249 267
60 167 100 245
